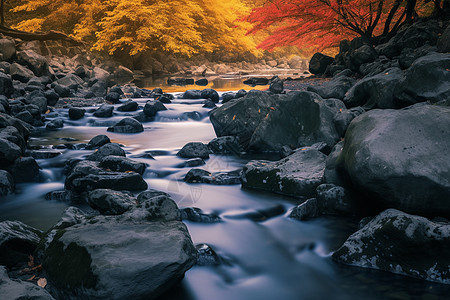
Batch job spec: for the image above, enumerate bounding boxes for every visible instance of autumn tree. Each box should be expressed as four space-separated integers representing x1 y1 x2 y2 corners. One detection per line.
244 0 438 52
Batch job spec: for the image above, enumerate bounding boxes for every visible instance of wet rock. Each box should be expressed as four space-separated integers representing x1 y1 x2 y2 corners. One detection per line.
180 207 221 223
41 203 196 300
107 117 144 133
437 24 450 52
202 100 216 108
137 189 171 202
225 204 285 222
65 160 147 193
307 75 355 100
87 134 110 149
158 94 173 104
0 266 56 300
14 110 33 125
201 88 219 103
0 38 16 61
309 52 334 74
182 89 202 99
68 107 86 120
241 149 326 198
0 138 22 168
132 194 181 222
99 155 146 175
93 104 114 118
0 72 14 97
88 189 135 215
333 209 450 284
349 44 378 70
143 100 167 118
86 143 125 161
105 92 120 103
90 80 107 97
54 83 71 97
196 244 221 266
337 104 450 217
208 136 242 154
44 90 59 106
0 170 14 195
28 149 62 159
235 89 247 98
344 67 403 109
289 198 320 220
30 96 47 114
394 52 450 106
117 100 138 112
269 75 283 94
195 78 208 86
243 77 269 86
8 157 40 183
210 90 343 152
10 63 34 83
222 92 236 104
176 158 205 168
184 168 241 185
56 74 84 89
16 50 49 76
46 118 64 130
333 107 365 136
398 45 436 69
177 142 210 159
316 184 355 215
0 220 41 267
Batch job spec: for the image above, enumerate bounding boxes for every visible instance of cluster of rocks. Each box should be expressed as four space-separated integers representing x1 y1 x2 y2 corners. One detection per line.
0 189 198 299
207 19 450 284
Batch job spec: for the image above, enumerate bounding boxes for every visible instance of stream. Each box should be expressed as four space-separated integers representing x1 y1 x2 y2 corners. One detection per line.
0 83 448 300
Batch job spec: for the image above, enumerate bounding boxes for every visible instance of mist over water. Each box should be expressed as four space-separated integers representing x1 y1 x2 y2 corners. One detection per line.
0 89 447 300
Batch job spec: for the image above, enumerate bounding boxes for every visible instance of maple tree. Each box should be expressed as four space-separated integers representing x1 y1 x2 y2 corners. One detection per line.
243 0 440 52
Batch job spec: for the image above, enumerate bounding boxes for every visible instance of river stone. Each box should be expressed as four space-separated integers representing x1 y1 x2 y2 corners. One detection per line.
0 220 42 267
201 88 219 103
107 117 144 133
8 156 40 183
0 170 14 195
437 24 450 52
196 244 222 266
344 67 403 109
87 134 110 149
65 160 147 193
88 189 135 215
333 107 365 136
184 168 241 185
16 50 49 77
182 89 202 99
42 206 196 299
337 104 450 217
86 143 125 161
143 100 167 118
333 209 450 284
180 207 221 223
46 118 64 130
394 52 450 106
0 72 13 97
309 52 334 74
289 198 321 220
54 83 71 97
0 39 15 61
99 155 146 175
10 62 34 83
269 76 284 94
241 149 327 198
0 138 22 167
93 104 114 118
117 100 138 112
177 142 210 159
208 136 243 154
307 75 355 100
0 266 55 300
68 107 86 120
105 92 120 103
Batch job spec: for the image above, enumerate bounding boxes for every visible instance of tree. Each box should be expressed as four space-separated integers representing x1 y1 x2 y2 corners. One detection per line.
243 0 436 52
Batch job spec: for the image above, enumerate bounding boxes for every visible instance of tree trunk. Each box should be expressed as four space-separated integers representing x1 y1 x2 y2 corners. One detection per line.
0 25 82 45
0 0 4 26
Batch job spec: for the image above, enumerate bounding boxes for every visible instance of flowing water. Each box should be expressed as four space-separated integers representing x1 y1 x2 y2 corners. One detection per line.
0 87 447 300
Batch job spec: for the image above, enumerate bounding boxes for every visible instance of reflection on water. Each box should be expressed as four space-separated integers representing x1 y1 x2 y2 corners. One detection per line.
0 94 448 300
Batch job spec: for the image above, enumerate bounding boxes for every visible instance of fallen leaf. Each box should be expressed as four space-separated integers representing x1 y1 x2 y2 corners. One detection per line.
125 170 134 173
45 110 51 114
27 275 36 281
37 278 47 288
232 115 236 120
270 107 275 110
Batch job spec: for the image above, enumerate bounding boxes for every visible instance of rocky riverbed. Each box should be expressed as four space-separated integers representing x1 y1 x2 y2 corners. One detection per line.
0 17 450 300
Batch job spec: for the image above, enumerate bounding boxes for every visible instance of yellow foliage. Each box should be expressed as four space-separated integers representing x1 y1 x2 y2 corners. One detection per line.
12 18 45 32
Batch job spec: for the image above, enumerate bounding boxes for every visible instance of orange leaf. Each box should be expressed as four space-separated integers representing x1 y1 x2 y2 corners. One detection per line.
232 115 236 120
27 275 36 281
45 110 51 114
270 107 275 110
37 278 47 288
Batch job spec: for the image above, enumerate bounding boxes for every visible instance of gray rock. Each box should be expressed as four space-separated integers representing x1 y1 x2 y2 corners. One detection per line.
0 266 55 300
107 117 143 133
8 156 40 183
9 63 34 83
201 88 219 103
143 100 167 118
54 83 71 97
56 73 84 88
333 107 365 136
177 142 210 159
333 209 450 284
309 53 334 74
93 104 114 118
44 90 59 106
99 155 146 175
308 75 355 100
241 149 327 198
0 220 41 267
182 89 202 99
69 107 86 120
437 24 450 52
208 136 242 154
184 168 241 185
394 52 450 106
117 100 138 112
0 138 22 168
344 67 403 109
87 134 110 149
16 50 49 76
46 118 64 130
42 204 196 300
0 39 15 61
337 104 450 217
88 189 135 215
349 44 378 70
269 76 284 94
316 184 355 215
0 72 13 97
196 244 221 265
86 143 125 161
105 92 120 103
0 170 14 195
289 198 320 220
180 207 221 223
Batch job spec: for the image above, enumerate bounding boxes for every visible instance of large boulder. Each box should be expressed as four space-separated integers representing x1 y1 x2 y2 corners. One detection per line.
0 72 13 97
241 149 327 198
210 90 344 152
309 53 334 74
41 198 196 299
333 209 450 284
344 67 403 109
9 63 34 83
16 50 49 76
0 220 41 267
93 104 114 118
307 74 355 100
0 266 55 300
0 39 16 61
394 52 450 106
336 104 450 217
